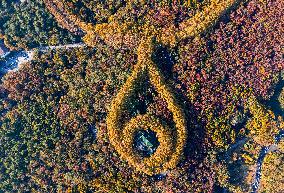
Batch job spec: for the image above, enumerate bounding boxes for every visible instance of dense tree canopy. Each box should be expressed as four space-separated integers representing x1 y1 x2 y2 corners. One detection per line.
0 0 80 50
0 0 283 192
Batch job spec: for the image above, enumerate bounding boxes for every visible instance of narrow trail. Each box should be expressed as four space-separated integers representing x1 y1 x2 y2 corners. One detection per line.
38 43 86 51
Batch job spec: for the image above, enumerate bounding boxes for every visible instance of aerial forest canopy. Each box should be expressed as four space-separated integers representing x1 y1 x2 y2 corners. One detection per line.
0 0 283 192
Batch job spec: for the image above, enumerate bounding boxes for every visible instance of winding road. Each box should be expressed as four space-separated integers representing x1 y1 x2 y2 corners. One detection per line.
251 130 284 193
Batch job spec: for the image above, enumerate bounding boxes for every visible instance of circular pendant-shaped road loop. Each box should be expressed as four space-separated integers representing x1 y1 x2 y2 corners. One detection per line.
107 37 187 175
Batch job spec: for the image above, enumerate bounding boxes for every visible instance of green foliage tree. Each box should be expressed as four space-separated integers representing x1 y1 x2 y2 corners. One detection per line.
0 0 80 50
